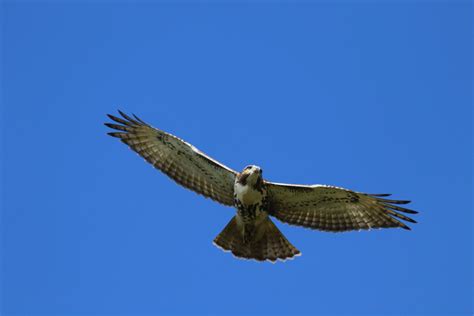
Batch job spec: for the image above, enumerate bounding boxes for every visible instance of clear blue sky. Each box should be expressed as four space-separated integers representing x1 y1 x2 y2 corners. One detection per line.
2 2 472 315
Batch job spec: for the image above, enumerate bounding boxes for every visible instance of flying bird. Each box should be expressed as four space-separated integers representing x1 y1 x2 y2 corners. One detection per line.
105 111 418 262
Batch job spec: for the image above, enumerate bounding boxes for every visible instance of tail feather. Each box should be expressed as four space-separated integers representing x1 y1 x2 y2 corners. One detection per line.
213 216 300 262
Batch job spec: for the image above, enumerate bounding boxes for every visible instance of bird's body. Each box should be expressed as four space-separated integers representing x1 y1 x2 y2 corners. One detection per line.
105 111 418 262
214 166 300 260
234 166 266 223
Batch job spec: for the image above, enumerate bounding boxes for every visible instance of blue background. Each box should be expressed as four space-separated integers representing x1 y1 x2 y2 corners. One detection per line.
2 2 472 315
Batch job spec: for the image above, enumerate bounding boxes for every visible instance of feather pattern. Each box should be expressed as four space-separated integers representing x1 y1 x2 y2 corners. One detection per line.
105 111 237 206
266 182 417 232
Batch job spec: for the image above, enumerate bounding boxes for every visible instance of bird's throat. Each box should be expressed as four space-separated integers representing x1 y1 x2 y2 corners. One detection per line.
234 182 263 206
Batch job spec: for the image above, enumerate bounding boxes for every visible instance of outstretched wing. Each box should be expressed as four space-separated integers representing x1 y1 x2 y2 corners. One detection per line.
105 111 237 206
266 182 417 232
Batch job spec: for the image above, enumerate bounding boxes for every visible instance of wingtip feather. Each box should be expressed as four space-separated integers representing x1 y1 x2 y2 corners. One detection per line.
104 122 118 128
133 113 147 125
107 132 124 138
377 198 411 204
106 113 117 120
118 110 141 125
385 204 418 214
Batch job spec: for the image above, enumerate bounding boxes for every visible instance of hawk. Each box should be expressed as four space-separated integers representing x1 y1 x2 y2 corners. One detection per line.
105 111 418 262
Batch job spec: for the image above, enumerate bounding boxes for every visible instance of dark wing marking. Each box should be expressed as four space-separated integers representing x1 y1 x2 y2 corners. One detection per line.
105 111 237 206
266 182 417 232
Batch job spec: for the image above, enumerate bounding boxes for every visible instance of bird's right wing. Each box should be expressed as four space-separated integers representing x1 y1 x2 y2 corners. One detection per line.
266 182 417 232
105 111 237 206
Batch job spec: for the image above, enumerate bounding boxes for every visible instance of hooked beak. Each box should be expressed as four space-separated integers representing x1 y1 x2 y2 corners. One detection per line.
238 172 250 185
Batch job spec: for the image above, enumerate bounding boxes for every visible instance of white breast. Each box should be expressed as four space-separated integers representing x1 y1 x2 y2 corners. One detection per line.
234 182 263 205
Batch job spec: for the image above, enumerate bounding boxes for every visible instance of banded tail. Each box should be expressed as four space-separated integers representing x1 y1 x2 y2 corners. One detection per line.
213 216 301 262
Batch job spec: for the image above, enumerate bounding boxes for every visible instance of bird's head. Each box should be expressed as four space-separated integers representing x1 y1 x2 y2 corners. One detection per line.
237 165 263 186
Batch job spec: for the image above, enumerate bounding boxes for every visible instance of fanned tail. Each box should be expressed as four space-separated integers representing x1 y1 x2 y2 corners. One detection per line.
213 216 300 262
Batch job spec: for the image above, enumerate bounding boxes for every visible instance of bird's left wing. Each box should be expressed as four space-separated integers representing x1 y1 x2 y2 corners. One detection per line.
105 111 237 206
266 182 417 232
